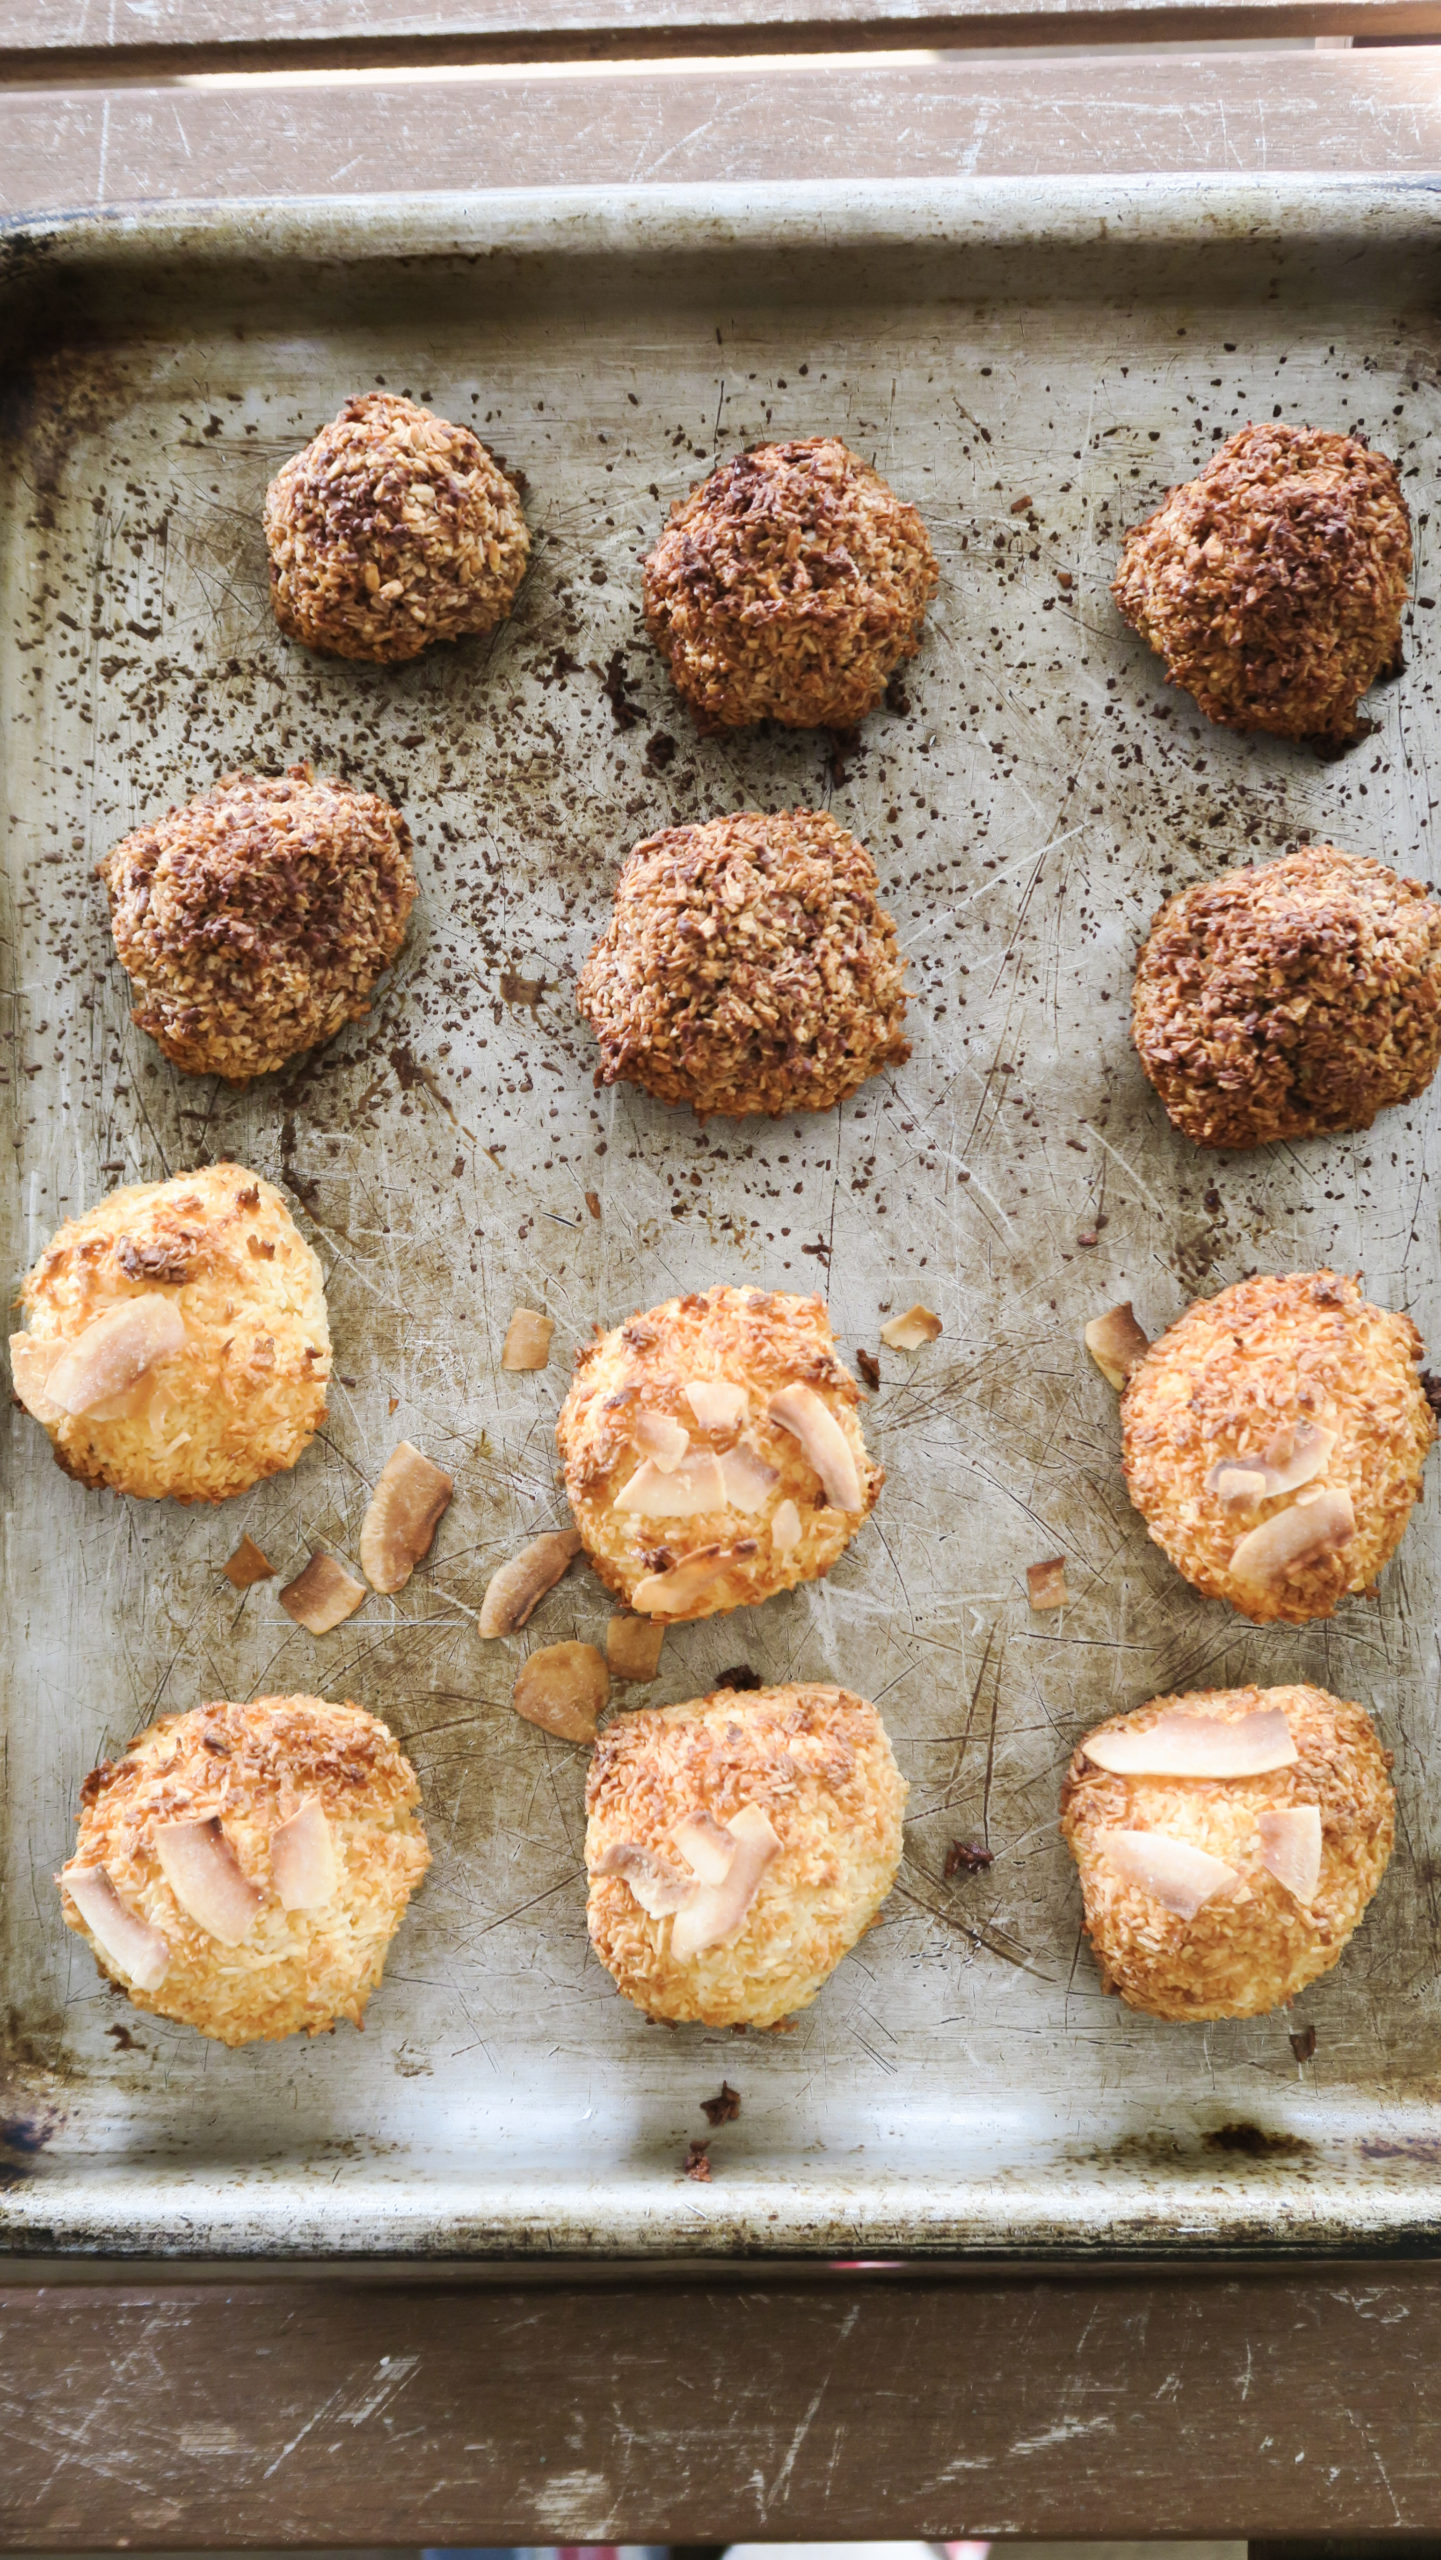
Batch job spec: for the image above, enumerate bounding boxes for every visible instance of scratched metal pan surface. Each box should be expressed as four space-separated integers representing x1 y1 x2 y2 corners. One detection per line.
2 181 1440 2259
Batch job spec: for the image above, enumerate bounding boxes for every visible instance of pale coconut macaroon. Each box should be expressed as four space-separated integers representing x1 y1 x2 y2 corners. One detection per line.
1120 1269 1434 1626
556 1283 882 1623
264 392 530 664
586 1683 906 2027
9 1162 330 1503
1061 1683 1393 2019
58 1695 430 2045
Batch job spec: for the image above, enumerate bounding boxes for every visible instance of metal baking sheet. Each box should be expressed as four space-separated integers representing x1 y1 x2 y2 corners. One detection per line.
3 180 1441 2260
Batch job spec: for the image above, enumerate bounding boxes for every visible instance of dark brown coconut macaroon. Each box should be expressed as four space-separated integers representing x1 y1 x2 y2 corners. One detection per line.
1112 423 1411 744
263 393 530 664
1132 845 1441 1149
576 808 910 1119
642 437 938 732
96 766 416 1083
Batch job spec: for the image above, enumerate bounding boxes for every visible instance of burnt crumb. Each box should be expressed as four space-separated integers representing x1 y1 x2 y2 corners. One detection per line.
682 2137 712 2181
827 725 861 785
702 2080 742 2126
945 1840 995 1877
884 671 911 715
1313 715 1379 760
857 1346 881 1391
1205 2120 1312 2158
645 729 677 771
1290 2023 1317 2063
600 647 643 729
548 646 581 683
1421 1371 1441 1415
717 1665 762 1691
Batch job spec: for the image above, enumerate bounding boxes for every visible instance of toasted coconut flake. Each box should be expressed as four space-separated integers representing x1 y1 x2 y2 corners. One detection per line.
10 1332 64 1425
62 1863 169 1991
1084 1707 1299 1780
606 1614 666 1680
1027 1556 1070 1611
595 1839 694 1916
767 1382 864 1512
670 1802 782 1959
615 1452 727 1518
1258 1802 1323 1905
718 1444 780 1512
684 1379 749 1433
1206 1420 1338 1506
46 1296 186 1420
1084 1301 1150 1390
270 1798 339 1910
501 1306 553 1371
223 1533 274 1590
154 1815 264 1945
359 1440 454 1592
1230 1485 1356 1594
673 1808 740 1886
513 1640 610 1742
631 1542 757 1616
771 1498 802 1556
880 1302 942 1351
633 1406 691 1471
1097 1827 1240 1919
478 1528 582 1637
280 1551 367 1635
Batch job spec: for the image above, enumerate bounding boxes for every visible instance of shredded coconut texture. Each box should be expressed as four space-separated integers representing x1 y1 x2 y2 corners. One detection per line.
97 765 416 1083
642 437 938 731
1112 422 1411 742
1062 1683 1392 2019
577 808 910 1119
264 392 530 663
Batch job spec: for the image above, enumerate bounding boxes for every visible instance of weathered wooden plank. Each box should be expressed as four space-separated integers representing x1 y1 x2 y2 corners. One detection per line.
4 2274 1441 2545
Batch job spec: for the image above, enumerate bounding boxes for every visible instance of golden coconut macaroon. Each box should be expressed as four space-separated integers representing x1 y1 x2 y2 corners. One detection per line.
58 1695 429 2045
556 1284 882 1622
96 766 417 1083
10 1162 330 1504
1061 1683 1393 2019
1112 423 1410 744
264 392 530 664
586 1683 906 2027
576 808 910 1119
1132 846 1441 1150
642 438 938 732
1121 1270 1434 1625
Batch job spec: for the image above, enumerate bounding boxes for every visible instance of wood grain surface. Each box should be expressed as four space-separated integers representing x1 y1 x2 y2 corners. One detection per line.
6 2271 1441 2544
2 50 1441 214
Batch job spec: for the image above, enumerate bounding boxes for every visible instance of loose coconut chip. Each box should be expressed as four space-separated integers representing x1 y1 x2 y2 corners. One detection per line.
62 1863 169 1991
270 1799 339 1909
1084 1302 1150 1390
502 1306 554 1372
1096 1827 1240 1919
223 1534 274 1590
767 1383 864 1512
880 1303 942 1351
478 1528 583 1637
631 1541 759 1617
43 1295 187 1421
1206 1420 1338 1506
154 1816 264 1945
606 1615 666 1681
1230 1485 1356 1596
1083 1708 1298 1780
359 1440 453 1593
513 1640 610 1742
280 1551 367 1635
1027 1556 1070 1611
1258 1803 1323 1906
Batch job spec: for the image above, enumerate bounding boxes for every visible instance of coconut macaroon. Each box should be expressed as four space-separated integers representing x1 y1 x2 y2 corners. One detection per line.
1113 423 1411 744
10 1162 330 1504
263 392 530 664
586 1683 906 2027
576 809 910 1119
1121 1270 1434 1625
58 1695 429 2045
1061 1683 1393 2019
642 438 938 732
557 1285 882 1621
1133 846 1441 1150
96 766 417 1083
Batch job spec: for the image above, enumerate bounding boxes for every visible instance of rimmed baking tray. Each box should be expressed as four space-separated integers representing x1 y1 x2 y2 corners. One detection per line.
2 179 1440 2260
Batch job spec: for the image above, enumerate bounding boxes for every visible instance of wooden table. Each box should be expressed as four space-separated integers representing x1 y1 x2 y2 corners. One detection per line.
5 21 1441 2548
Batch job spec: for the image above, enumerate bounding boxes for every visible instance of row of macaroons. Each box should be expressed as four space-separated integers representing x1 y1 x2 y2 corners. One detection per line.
56 1671 1393 2049
10 1166 1436 1629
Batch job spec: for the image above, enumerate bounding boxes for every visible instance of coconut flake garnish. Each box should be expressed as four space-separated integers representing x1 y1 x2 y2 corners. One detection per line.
45 1296 186 1420
672 1808 739 1886
771 1499 802 1556
1206 1420 1338 1507
633 1407 691 1471
1230 1486 1356 1595
1258 1804 1322 1907
684 1380 749 1434
615 1453 727 1518
767 1383 864 1513
62 1864 169 1991
1084 1707 1298 1780
270 1799 339 1910
154 1816 264 1945
9 1333 64 1425
631 1542 758 1616
594 1840 695 1917
670 1803 782 1959
717 1445 779 1513
1096 1828 1240 1919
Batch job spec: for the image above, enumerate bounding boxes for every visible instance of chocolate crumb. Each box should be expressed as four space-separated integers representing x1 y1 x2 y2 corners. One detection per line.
601 647 643 729
682 2138 712 2182
702 2080 742 2127
717 1665 762 1691
857 1346 881 1391
645 729 677 770
945 1840 995 1877
1290 2023 1317 2063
